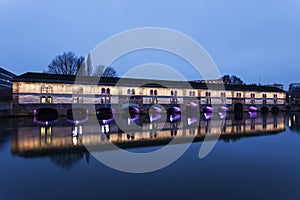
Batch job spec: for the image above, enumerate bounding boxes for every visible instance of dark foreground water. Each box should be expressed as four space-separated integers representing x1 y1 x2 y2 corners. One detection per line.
1 112 300 200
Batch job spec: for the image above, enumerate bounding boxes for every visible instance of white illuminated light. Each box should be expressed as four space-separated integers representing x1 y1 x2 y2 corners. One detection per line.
150 115 153 122
128 118 131 125
187 117 191 125
170 115 173 122
72 136 78 145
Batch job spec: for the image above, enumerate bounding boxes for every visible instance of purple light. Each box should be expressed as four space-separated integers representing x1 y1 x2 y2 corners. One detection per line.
187 117 198 125
33 109 37 116
249 106 258 112
204 106 214 113
218 112 228 119
204 112 213 120
248 111 257 118
172 106 181 113
170 114 181 122
130 114 140 122
150 114 162 122
34 116 58 125
102 116 114 124
130 107 140 114
190 102 198 108
219 106 229 112
153 106 162 112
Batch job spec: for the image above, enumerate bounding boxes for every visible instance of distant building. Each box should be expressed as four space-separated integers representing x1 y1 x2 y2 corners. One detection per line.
0 67 15 89
288 83 300 104
0 67 15 102
266 83 284 90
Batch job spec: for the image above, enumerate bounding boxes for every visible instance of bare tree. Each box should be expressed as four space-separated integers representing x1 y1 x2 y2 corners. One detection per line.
48 52 82 75
86 53 93 76
102 66 117 77
93 65 105 76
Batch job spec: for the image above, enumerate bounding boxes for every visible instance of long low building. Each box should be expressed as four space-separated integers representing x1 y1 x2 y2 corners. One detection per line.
12 72 286 116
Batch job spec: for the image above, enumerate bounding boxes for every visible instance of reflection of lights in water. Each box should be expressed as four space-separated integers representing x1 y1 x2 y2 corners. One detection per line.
190 102 198 108
293 115 296 122
248 112 257 118
204 113 213 120
170 115 173 122
41 127 46 136
72 126 83 136
289 118 292 127
218 112 227 119
187 117 197 125
150 123 153 130
101 124 110 133
128 118 131 125
72 136 78 145
150 115 153 122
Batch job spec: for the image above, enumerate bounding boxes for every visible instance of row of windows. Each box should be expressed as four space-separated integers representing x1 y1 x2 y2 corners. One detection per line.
41 86 53 94
39 86 281 99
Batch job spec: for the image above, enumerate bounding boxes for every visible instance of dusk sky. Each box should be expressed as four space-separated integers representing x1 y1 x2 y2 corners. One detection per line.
1 0 300 89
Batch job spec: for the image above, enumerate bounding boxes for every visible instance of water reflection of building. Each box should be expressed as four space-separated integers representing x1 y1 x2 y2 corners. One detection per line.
288 113 300 133
12 113 286 157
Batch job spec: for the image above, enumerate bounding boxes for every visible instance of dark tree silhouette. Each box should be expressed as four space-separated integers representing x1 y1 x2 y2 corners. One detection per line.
102 66 117 77
222 74 244 85
48 52 83 75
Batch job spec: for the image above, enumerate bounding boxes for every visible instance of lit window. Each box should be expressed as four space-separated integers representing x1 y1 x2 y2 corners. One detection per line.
47 86 53 93
47 96 52 103
41 96 46 103
41 86 47 93
73 97 78 103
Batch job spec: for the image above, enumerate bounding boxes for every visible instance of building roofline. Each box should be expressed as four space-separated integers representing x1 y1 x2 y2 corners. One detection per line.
13 72 286 93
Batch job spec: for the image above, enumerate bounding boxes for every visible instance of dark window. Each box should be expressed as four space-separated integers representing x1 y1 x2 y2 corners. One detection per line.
101 88 106 94
150 90 153 96
106 88 110 95
132 89 135 95
154 90 157 96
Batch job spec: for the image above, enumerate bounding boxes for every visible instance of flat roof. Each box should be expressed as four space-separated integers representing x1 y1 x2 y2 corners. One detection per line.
13 72 286 93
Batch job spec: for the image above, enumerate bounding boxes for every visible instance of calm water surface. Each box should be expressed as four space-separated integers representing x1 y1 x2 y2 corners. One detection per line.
1 112 300 200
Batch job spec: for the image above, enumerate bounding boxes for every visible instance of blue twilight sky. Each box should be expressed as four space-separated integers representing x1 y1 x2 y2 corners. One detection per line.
1 0 300 89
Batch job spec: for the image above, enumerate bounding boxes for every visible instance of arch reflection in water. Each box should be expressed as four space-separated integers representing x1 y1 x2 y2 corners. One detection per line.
12 113 286 159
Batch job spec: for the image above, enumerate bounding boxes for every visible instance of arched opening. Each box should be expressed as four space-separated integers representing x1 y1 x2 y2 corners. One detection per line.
36 108 58 121
167 106 181 114
234 103 244 113
203 106 214 113
271 106 280 114
234 103 244 120
96 108 113 120
261 106 269 114
67 107 87 121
